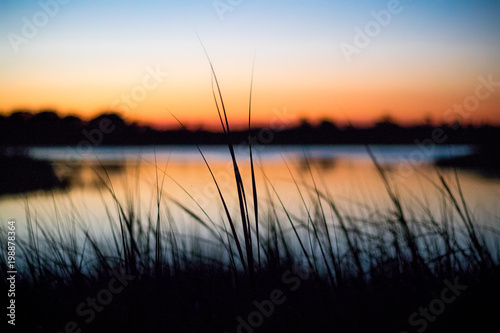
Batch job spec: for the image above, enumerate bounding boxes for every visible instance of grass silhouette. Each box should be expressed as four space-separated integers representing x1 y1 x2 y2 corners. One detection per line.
2 55 500 332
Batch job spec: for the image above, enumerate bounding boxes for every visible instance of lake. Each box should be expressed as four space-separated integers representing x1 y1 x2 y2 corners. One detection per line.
1 145 499 241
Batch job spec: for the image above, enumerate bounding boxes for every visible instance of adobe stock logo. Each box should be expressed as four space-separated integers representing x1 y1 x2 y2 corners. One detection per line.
339 0 404 63
213 0 246 21
112 65 169 112
49 270 135 333
7 0 72 53
230 265 312 333
392 72 499 183
401 278 468 333
442 73 500 127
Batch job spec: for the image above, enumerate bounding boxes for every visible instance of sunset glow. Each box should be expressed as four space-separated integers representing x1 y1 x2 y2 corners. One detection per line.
1 0 499 128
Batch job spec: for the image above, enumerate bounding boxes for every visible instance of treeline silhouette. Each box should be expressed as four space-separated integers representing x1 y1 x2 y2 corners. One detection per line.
1 110 499 146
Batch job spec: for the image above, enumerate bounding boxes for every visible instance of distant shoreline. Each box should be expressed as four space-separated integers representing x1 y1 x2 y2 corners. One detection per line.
1 110 499 146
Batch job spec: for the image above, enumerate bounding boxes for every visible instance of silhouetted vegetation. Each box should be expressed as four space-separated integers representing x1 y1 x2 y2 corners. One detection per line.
435 143 500 178
3 156 499 332
2 81 500 332
2 77 499 331
0 148 70 195
1 109 499 146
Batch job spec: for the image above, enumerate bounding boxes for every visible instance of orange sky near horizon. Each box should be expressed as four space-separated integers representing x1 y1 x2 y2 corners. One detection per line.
2 63 499 129
1 0 499 129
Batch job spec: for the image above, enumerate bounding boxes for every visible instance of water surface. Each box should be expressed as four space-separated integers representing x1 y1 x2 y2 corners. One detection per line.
1 145 498 238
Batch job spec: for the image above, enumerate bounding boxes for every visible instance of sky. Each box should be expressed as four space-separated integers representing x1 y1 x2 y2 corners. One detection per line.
1 0 499 129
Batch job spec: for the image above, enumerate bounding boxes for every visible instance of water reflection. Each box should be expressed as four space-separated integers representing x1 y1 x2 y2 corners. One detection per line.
297 156 336 170
1 145 499 237
53 160 128 190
